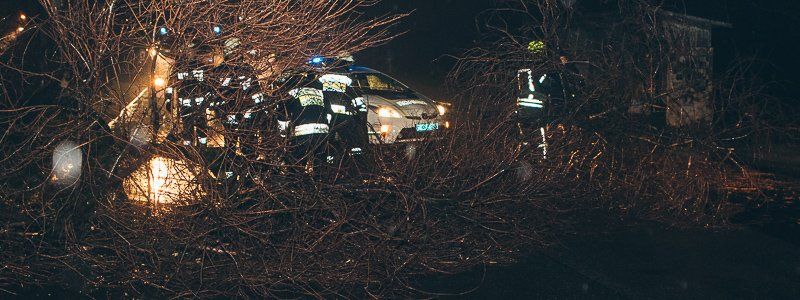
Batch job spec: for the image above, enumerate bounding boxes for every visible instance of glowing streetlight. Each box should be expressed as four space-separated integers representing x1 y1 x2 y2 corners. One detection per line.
153 77 166 88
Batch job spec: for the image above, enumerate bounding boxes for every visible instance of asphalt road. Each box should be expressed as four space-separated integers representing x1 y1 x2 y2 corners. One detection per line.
422 218 800 299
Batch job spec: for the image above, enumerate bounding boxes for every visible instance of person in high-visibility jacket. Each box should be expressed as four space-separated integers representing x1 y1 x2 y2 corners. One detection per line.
276 71 332 171
515 51 585 159
168 42 264 179
311 56 368 166
515 68 551 158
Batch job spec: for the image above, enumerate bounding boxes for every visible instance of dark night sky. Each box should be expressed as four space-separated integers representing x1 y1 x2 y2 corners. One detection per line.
2 0 799 102
357 0 800 102
356 0 500 101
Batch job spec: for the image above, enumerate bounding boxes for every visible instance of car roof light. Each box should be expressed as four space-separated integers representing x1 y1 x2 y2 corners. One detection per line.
310 56 324 64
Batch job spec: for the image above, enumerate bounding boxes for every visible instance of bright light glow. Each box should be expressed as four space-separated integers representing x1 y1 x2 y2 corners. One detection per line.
159 27 168 35
377 107 403 118
213 25 222 35
380 124 391 134
153 77 166 87
123 156 202 209
310 56 324 64
445 121 450 128
20 14 26 21
148 47 158 57
436 104 447 116
17 27 24 32
52 140 82 186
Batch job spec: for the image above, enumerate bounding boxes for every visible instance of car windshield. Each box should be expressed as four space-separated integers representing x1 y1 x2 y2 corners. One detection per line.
350 72 418 100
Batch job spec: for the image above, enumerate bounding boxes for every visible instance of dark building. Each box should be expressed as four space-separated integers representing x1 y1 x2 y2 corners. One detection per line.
657 10 731 127
562 6 731 127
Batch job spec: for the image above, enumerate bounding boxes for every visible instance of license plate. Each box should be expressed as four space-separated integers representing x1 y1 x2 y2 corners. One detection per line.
415 123 439 132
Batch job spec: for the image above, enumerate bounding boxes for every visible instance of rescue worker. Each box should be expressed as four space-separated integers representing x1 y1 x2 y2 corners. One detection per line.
168 36 264 180
516 40 588 159
276 70 331 173
169 43 218 149
515 67 550 158
311 54 369 167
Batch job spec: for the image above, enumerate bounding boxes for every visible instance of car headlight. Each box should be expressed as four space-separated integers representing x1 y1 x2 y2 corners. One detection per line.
436 104 447 116
376 106 404 118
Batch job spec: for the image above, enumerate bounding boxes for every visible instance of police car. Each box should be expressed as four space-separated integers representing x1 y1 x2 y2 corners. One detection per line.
347 66 449 144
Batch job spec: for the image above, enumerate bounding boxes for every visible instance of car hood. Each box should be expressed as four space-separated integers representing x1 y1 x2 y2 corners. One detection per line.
368 94 440 119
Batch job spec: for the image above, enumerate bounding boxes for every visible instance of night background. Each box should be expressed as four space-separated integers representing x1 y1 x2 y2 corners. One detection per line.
0 0 799 298
357 0 800 104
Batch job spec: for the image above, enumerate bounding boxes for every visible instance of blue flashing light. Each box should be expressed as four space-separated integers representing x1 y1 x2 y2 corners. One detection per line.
310 56 324 65
158 27 168 36
213 25 222 35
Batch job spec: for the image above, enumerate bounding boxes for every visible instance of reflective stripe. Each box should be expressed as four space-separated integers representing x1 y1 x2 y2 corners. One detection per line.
221 77 232 86
277 120 289 131
319 74 352 93
518 94 543 108
289 88 324 107
518 102 543 108
331 104 351 115
194 97 204 105
251 93 264 104
293 123 329 136
352 97 367 112
519 68 534 92
539 127 548 159
192 70 204 81
518 95 543 104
